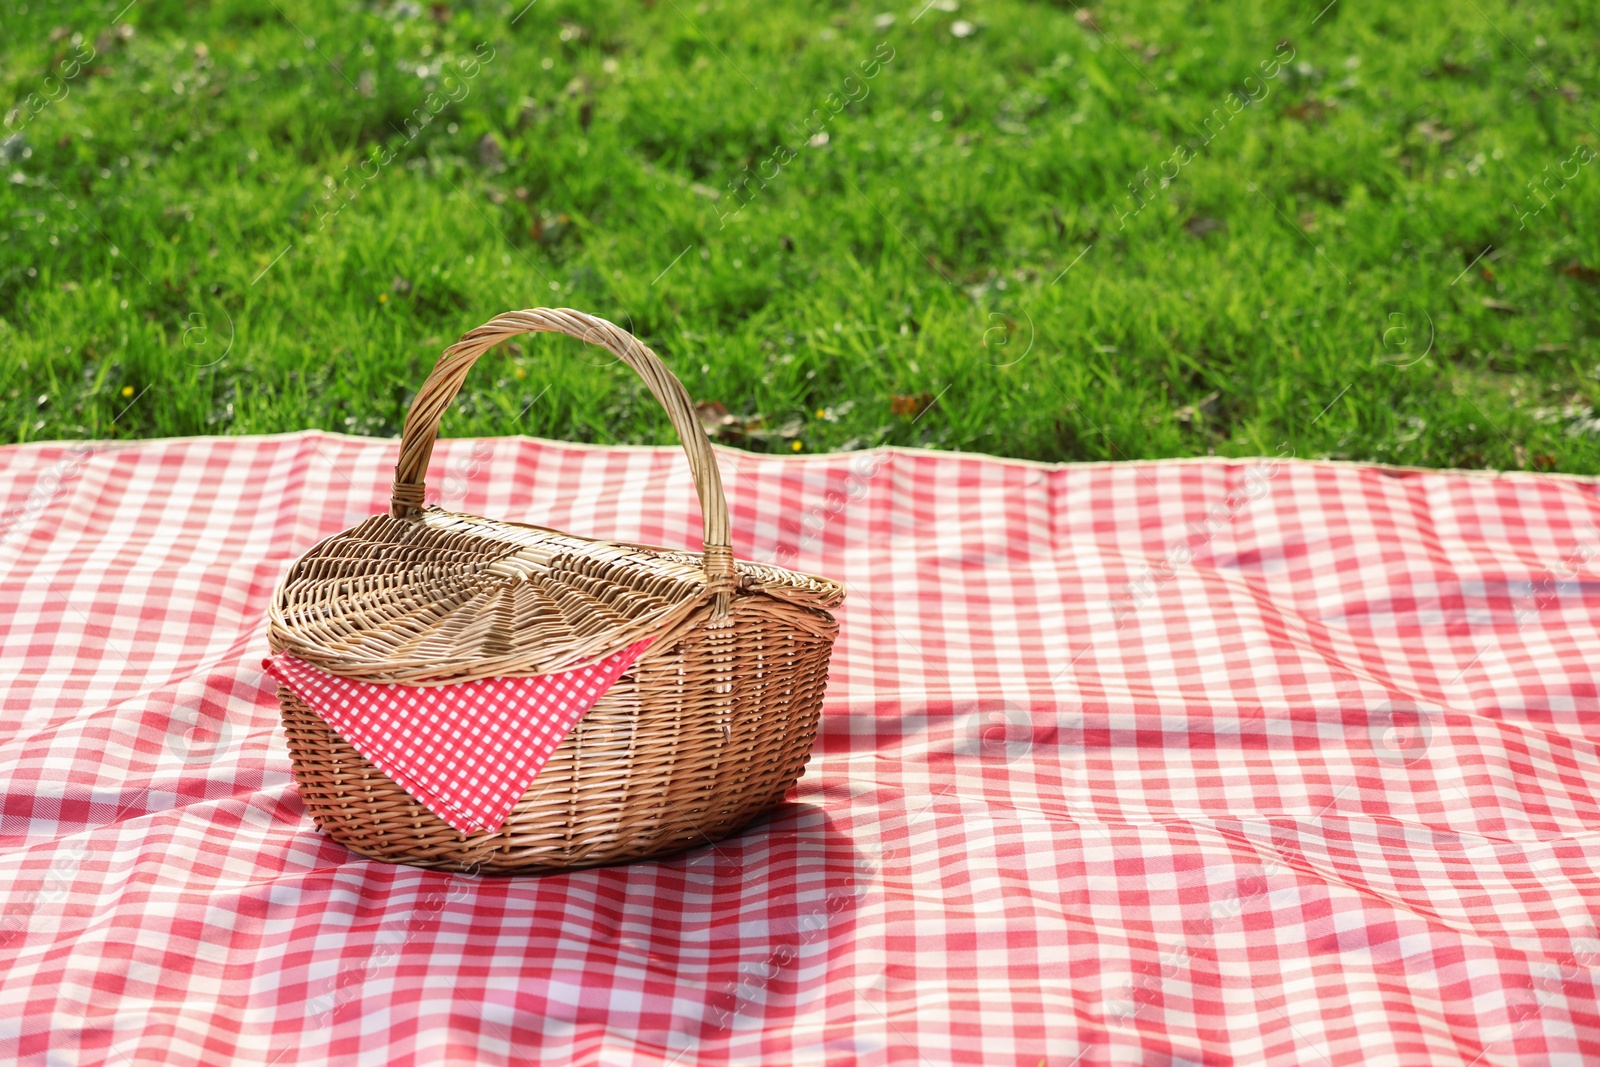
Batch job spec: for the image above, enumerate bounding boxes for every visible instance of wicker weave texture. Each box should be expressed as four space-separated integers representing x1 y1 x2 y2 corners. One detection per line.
281 597 838 872
268 308 844 873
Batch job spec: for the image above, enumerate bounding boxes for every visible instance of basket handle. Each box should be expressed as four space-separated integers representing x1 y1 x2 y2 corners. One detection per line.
390 307 734 616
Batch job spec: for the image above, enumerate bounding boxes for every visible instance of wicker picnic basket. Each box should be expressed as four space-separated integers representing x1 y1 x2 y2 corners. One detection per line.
266 308 844 873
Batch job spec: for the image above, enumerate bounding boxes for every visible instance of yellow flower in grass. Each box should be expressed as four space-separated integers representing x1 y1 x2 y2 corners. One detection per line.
791 440 804 452
378 293 389 304
120 385 135 398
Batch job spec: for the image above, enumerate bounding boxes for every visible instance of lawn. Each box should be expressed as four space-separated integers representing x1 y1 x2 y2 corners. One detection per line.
2 0 1599 472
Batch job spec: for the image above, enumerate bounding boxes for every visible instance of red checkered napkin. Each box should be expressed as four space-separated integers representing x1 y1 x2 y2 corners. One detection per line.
262 638 652 834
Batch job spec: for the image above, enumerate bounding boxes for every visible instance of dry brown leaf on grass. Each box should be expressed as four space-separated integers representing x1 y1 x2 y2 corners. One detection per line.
696 400 737 432
1284 99 1331 123
695 401 802 447
890 392 936 419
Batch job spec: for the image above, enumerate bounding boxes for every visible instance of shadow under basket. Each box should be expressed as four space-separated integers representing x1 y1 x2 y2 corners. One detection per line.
266 307 844 874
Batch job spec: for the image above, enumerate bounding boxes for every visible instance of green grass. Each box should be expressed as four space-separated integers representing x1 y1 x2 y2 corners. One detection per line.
2 0 1599 471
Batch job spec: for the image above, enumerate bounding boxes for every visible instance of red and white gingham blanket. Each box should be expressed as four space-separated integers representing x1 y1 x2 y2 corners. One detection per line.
3 430 1599 1066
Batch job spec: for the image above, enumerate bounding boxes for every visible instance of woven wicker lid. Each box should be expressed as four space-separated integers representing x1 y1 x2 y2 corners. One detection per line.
269 508 843 684
267 308 843 685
